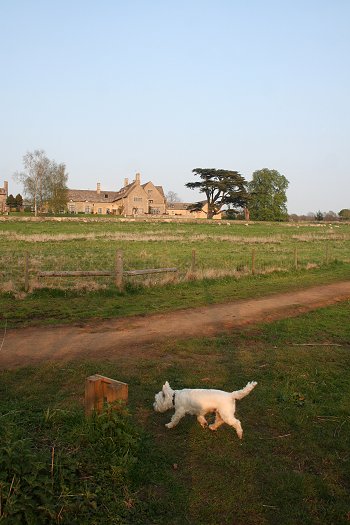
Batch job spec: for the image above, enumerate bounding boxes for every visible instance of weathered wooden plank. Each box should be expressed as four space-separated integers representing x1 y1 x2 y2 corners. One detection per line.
124 268 177 276
38 268 177 277
38 270 113 277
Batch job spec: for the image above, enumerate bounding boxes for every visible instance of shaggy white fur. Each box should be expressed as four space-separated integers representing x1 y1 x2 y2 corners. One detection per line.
153 380 257 439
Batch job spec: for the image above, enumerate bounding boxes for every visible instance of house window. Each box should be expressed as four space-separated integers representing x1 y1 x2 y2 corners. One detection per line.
133 197 142 202
150 207 160 214
104 194 108 199
98 208 102 214
149 199 153 204
85 206 91 214
148 189 152 195
68 203 75 213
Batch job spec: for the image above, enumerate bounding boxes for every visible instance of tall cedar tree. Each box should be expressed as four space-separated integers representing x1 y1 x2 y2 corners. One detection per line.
186 168 249 219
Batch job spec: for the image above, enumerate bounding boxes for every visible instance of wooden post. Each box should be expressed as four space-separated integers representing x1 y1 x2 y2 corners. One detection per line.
115 249 123 291
326 244 329 264
294 247 298 270
191 249 196 273
85 375 104 416
24 252 29 292
85 375 128 416
251 248 256 275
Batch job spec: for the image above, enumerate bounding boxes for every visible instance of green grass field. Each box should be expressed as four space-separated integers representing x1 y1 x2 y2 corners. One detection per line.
1 217 350 288
1 217 350 327
1 302 349 524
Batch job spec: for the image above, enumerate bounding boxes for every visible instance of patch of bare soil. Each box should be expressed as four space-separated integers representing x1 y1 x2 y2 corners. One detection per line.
1 281 350 369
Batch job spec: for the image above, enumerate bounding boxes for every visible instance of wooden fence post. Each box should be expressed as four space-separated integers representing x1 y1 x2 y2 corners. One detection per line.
24 252 29 292
325 244 329 264
191 249 196 273
115 249 123 291
85 375 128 416
294 247 298 270
251 248 256 275
85 375 104 416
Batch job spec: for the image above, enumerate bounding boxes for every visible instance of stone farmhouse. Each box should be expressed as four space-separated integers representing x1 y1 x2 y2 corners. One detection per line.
167 202 222 220
0 181 8 213
67 173 166 216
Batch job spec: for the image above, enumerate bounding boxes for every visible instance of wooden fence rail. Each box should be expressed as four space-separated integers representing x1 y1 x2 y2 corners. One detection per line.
23 244 333 292
33 249 177 292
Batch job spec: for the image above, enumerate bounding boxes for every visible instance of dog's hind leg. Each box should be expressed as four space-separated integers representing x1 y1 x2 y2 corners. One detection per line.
209 411 224 431
219 410 243 439
197 415 208 427
165 408 186 429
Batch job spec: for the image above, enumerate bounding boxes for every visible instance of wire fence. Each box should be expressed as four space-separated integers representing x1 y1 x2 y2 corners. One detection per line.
0 242 347 294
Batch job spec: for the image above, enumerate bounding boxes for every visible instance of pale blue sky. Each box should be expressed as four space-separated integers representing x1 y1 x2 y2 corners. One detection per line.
1 0 349 214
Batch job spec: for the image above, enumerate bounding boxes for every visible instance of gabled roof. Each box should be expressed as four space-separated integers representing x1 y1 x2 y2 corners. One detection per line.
67 178 165 205
67 189 121 203
116 181 137 197
67 180 138 203
155 185 165 198
141 181 165 198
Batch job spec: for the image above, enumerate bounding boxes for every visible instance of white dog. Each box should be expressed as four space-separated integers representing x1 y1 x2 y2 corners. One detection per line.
153 380 257 439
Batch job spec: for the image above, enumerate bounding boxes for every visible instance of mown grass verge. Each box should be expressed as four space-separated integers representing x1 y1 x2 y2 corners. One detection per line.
1 302 349 524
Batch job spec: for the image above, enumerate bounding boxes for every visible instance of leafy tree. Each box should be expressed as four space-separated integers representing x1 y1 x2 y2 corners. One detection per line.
339 209 350 220
248 168 289 221
185 168 249 219
15 194 23 209
315 210 324 221
15 150 68 215
6 194 16 208
46 161 68 213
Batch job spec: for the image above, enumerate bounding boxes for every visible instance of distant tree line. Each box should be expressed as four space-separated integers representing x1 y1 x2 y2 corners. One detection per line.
289 210 350 222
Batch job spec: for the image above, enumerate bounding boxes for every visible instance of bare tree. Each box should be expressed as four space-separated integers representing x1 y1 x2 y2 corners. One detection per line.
166 190 181 203
15 150 68 215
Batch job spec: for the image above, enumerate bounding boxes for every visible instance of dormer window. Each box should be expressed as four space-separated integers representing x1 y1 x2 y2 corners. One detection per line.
104 194 108 198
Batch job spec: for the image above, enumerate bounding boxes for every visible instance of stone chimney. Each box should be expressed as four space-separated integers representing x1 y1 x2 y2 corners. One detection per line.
135 172 141 184
97 182 101 194
4 181 8 196
124 178 129 187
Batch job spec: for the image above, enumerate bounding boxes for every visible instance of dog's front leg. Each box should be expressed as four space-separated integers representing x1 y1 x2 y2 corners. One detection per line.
165 409 185 429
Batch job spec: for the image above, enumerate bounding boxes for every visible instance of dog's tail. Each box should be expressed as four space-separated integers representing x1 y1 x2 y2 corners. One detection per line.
232 381 257 400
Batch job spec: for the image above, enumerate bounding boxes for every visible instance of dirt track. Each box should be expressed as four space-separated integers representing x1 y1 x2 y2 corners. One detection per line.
1 281 350 369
